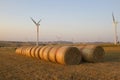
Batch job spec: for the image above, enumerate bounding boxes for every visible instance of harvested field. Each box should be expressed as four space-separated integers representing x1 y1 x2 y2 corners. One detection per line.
104 46 120 53
0 46 120 80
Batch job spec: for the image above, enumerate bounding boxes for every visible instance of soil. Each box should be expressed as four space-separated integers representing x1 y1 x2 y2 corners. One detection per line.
0 47 120 80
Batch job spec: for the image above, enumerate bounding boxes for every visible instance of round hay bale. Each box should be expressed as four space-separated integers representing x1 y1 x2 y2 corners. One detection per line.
30 46 39 58
19 47 24 54
21 47 27 56
42 46 53 61
15 48 19 54
39 46 48 60
15 47 22 54
23 47 28 56
77 45 105 62
49 46 62 63
25 46 33 57
34 46 43 59
23 47 29 56
56 46 81 65
16 47 24 54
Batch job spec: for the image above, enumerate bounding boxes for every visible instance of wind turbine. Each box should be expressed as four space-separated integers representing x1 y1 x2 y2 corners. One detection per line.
112 12 118 45
31 17 41 46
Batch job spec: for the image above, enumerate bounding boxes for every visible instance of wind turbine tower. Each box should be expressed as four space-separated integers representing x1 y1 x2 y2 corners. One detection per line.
112 13 118 45
31 17 41 46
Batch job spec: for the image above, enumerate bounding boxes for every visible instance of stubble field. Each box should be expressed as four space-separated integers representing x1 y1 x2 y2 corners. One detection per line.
0 45 120 80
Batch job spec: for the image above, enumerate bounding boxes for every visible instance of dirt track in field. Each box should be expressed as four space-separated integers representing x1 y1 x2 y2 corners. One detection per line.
0 47 120 80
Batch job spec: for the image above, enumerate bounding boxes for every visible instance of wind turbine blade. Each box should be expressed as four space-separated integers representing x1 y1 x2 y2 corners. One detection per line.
31 17 37 25
112 13 115 24
38 19 41 24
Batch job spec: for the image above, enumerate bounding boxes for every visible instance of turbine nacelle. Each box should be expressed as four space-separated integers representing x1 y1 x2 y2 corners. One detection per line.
31 17 41 27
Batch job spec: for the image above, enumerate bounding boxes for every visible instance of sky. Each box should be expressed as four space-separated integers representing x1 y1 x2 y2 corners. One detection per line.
0 0 120 42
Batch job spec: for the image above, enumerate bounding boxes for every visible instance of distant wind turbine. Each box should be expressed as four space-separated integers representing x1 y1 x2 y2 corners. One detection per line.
31 17 41 46
112 12 118 45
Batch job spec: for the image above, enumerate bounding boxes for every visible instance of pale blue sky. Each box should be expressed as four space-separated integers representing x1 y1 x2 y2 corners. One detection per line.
0 0 120 42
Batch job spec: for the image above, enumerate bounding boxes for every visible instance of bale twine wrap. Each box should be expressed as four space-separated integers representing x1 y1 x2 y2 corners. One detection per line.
49 46 81 65
77 45 105 62
42 46 54 61
34 46 43 59
30 46 39 58
39 46 48 60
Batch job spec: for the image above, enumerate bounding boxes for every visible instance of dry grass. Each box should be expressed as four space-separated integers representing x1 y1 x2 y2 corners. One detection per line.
0 46 120 80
